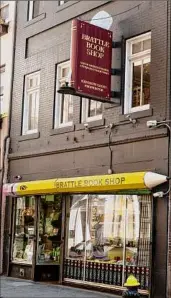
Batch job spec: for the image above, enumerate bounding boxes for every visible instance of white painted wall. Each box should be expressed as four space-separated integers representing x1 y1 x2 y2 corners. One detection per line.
0 0 16 275
0 1 16 114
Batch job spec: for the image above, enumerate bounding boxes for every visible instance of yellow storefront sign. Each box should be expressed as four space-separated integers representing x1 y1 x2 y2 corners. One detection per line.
3 171 167 196
9 172 147 196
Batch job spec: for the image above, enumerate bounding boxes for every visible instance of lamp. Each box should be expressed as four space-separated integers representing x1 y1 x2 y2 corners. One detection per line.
57 81 76 95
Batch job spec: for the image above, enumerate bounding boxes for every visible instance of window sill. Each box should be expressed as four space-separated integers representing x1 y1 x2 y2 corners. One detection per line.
11 261 32 267
56 1 79 13
119 108 153 122
50 125 75 135
18 132 40 142
75 118 105 131
25 13 46 27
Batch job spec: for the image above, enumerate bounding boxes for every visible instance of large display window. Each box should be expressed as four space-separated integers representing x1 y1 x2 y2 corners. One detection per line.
64 194 151 291
12 195 62 267
12 196 35 264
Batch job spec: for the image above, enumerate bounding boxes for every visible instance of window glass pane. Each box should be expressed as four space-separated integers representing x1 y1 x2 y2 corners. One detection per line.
142 61 150 105
0 4 9 20
37 195 62 264
143 39 151 51
61 95 73 124
85 195 125 264
33 1 40 18
64 194 151 289
12 197 35 264
29 78 33 89
0 86 4 95
88 100 102 118
62 67 70 79
132 61 141 108
96 101 102 115
65 195 87 261
125 195 140 266
132 42 142 54
28 91 39 131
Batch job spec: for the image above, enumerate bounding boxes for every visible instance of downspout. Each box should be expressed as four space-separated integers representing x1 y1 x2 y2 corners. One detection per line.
167 0 171 297
0 1 17 275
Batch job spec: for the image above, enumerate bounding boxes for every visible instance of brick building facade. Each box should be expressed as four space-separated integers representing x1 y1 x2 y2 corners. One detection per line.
2 1 171 298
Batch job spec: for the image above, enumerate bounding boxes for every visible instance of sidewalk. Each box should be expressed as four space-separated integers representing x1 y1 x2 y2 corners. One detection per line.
0 276 121 297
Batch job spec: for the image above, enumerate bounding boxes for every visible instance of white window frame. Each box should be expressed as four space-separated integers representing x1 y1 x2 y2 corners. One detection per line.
81 98 103 123
28 0 34 21
55 61 73 128
59 0 65 6
124 32 151 114
22 71 40 135
28 1 40 21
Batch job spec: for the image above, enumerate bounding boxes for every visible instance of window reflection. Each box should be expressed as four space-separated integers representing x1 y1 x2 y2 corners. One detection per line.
65 194 151 290
12 197 35 264
37 195 62 264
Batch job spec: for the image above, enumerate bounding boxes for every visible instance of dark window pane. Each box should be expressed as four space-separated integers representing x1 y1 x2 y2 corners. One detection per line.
132 63 141 108
142 62 150 105
132 42 141 54
143 39 151 51
33 1 40 18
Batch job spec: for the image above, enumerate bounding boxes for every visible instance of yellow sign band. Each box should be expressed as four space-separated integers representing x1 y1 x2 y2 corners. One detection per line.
12 172 147 196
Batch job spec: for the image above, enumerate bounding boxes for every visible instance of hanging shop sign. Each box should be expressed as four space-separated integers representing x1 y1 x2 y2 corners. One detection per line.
3 172 168 196
70 19 112 102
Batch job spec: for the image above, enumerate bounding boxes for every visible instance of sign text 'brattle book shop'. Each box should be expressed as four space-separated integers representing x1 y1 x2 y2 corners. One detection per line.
71 19 113 102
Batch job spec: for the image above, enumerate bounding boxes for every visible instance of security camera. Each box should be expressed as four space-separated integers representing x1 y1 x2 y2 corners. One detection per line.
14 175 22 180
153 191 164 198
146 120 158 128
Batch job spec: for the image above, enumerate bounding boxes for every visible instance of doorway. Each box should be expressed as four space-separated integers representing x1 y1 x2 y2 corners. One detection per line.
9 195 62 282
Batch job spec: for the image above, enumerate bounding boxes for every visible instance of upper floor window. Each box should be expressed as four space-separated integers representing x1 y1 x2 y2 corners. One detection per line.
28 1 40 21
82 99 102 123
124 32 151 114
22 71 40 135
55 61 73 128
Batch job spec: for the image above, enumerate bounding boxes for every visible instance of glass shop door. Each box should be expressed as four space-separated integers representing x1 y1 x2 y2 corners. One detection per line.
34 194 62 282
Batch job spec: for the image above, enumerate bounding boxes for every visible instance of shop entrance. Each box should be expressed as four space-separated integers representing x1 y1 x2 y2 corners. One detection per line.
64 194 152 293
9 195 62 282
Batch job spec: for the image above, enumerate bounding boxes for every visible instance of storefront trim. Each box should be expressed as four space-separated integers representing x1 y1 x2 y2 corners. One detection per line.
64 278 149 296
3 171 168 196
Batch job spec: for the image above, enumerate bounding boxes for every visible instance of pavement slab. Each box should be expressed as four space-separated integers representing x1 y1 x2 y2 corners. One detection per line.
0 276 121 298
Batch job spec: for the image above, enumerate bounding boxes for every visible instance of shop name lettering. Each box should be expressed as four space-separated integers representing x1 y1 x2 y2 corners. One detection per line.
81 34 110 59
54 177 125 189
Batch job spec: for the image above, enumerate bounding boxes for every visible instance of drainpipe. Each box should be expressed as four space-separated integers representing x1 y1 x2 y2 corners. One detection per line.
167 0 171 297
0 1 17 275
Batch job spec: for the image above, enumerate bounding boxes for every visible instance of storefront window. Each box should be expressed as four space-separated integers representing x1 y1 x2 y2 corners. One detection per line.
12 197 35 264
37 195 62 264
64 194 151 291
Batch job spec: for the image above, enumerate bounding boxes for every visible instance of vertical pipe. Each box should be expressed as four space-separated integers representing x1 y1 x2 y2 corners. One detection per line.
122 195 127 286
